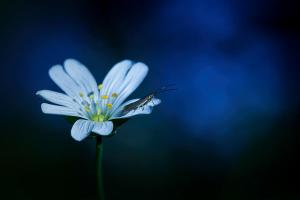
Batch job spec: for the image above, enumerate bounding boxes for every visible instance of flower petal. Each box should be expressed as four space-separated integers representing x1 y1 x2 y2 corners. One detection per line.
92 121 113 136
101 60 133 96
36 90 79 109
48 65 81 98
109 62 149 114
64 59 99 99
110 98 161 119
110 106 153 119
100 60 133 111
71 119 95 141
41 103 86 118
149 98 161 106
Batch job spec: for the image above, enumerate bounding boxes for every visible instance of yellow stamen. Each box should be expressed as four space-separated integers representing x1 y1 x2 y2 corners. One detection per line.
79 92 84 97
89 94 94 99
101 95 109 99
97 107 101 115
111 93 118 98
106 103 113 109
98 84 103 90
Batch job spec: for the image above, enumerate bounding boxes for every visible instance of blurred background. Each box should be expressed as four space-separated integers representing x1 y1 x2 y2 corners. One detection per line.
0 0 299 199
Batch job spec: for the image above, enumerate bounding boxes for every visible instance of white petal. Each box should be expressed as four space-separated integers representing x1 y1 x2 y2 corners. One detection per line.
100 60 133 110
149 98 162 106
92 121 113 136
41 103 86 118
109 62 149 114
71 119 95 141
36 90 79 109
64 59 99 99
48 65 81 98
110 98 161 120
101 60 133 96
110 106 153 120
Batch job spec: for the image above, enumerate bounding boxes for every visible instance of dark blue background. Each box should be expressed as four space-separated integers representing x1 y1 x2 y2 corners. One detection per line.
1 0 299 199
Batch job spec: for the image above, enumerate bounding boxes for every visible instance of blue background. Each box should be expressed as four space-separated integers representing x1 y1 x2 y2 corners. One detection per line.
0 0 299 199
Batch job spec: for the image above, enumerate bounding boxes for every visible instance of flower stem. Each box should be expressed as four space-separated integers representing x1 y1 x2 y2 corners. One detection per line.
96 136 104 200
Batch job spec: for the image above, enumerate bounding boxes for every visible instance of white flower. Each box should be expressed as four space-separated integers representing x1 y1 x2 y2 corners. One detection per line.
36 59 161 141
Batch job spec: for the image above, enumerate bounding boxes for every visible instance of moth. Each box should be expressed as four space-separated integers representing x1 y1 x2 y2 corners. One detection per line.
122 85 176 115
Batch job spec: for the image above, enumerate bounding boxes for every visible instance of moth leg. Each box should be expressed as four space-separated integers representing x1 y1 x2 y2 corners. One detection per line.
151 99 155 106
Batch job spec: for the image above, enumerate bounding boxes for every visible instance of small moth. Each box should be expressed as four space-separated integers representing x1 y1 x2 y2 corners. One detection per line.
122 85 176 115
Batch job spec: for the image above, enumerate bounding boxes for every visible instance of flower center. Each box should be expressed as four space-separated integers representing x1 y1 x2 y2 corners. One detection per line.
78 84 118 122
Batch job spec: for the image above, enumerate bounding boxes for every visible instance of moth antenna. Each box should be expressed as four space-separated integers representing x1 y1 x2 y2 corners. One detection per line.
158 88 177 93
161 83 176 88
158 84 176 91
154 85 177 95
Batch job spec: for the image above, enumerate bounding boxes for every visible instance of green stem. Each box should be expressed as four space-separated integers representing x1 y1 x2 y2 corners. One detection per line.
96 136 104 200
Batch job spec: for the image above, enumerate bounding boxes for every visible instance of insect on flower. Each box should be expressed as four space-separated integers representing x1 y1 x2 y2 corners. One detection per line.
36 59 162 141
122 85 176 115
